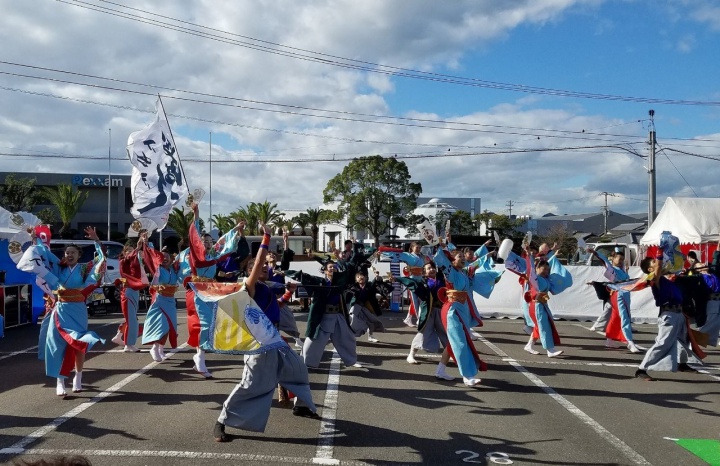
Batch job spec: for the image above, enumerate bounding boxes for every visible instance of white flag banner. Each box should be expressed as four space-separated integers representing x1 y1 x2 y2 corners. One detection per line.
127 101 188 230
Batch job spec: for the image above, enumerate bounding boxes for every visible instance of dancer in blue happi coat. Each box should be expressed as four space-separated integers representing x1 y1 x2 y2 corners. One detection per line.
23 227 106 397
140 234 181 362
522 243 573 357
388 242 428 327
433 237 502 387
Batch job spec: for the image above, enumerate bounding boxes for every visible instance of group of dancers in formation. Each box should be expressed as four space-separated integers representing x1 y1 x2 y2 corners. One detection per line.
18 203 720 441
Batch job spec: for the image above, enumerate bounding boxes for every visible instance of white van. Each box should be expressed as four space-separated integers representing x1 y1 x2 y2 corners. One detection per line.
49 239 125 303
570 243 640 268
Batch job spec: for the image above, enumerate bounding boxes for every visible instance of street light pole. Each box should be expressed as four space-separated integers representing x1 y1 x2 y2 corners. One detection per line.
107 128 111 241
648 110 657 224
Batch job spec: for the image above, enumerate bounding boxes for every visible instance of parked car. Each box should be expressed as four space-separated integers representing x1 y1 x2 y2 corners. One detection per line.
569 242 640 267
49 239 124 304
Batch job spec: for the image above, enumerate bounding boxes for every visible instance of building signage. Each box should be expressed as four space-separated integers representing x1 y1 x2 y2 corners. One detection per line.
71 175 123 187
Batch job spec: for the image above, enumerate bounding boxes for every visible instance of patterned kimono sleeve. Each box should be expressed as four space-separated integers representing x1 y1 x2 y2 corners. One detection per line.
83 242 106 286
210 229 240 259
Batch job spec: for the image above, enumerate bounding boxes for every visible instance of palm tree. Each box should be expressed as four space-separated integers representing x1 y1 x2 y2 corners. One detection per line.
304 207 327 250
167 207 195 246
232 206 259 235
41 184 88 238
212 213 235 235
253 200 283 226
293 213 309 236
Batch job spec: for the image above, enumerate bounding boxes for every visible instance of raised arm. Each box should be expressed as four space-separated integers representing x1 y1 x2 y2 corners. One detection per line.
244 222 272 298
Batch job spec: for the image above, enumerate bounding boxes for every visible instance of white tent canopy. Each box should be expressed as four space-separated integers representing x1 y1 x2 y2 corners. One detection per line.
641 197 720 245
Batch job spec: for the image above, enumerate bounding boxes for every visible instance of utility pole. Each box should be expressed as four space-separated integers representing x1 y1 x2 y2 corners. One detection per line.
648 109 657 225
600 191 615 235
506 200 514 218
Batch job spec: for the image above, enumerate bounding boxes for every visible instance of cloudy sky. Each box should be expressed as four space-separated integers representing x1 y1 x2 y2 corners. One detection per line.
1 0 719 222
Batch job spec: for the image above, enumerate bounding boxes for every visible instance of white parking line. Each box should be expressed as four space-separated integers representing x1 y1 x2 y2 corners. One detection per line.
574 323 720 380
0 344 188 455
0 321 121 361
0 345 38 361
10 448 373 465
476 333 652 466
313 349 342 465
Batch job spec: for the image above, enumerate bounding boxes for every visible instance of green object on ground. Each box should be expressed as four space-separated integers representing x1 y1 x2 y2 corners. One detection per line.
677 439 720 466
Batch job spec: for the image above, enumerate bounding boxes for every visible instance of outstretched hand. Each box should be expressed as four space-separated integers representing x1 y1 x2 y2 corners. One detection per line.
84 226 100 241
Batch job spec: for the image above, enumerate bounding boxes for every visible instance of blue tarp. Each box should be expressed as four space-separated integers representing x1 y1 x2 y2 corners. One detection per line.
0 239 42 324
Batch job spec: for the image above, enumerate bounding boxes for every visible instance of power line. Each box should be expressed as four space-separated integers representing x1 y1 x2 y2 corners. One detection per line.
0 65 650 145
56 0 720 107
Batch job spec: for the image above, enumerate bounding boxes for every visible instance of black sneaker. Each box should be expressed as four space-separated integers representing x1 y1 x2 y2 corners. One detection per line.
678 363 698 373
634 369 654 381
292 406 318 418
213 421 228 442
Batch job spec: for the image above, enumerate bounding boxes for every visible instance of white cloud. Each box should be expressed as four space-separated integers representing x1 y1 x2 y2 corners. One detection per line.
0 0 717 228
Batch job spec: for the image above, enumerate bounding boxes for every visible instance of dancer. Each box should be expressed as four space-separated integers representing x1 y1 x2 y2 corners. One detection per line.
395 261 454 378
388 242 427 327
522 243 573 357
635 254 703 380
141 234 181 362
286 247 363 369
180 203 244 378
588 247 644 353
23 227 106 396
213 224 317 442
433 237 500 387
111 240 148 353
347 270 385 343
698 239 720 346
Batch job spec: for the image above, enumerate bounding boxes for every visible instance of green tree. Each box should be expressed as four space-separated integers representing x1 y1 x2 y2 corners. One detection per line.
167 207 195 245
293 213 309 236
41 184 88 238
211 213 235 235
304 207 329 250
476 210 524 239
323 155 421 247
253 200 283 226
0 174 43 212
232 205 259 235
438 210 478 236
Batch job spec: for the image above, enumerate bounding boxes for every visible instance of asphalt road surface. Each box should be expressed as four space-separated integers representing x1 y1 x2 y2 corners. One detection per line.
1 303 718 466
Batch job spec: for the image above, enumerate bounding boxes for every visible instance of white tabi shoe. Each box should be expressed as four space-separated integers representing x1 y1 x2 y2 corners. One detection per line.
402 315 415 327
627 342 645 353
547 349 564 358
294 339 303 349
111 332 124 346
605 338 622 349
367 336 379 343
192 353 213 378
72 372 82 393
524 343 540 355
435 363 455 381
351 362 363 368
470 331 481 341
158 346 169 359
56 378 67 397
406 352 420 364
150 344 163 362
123 345 140 353
463 377 481 387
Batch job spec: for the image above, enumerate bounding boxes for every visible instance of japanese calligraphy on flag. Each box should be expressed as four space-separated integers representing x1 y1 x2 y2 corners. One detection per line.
127 101 188 230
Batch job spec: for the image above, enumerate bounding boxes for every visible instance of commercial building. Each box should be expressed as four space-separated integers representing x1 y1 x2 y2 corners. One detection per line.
0 172 135 237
